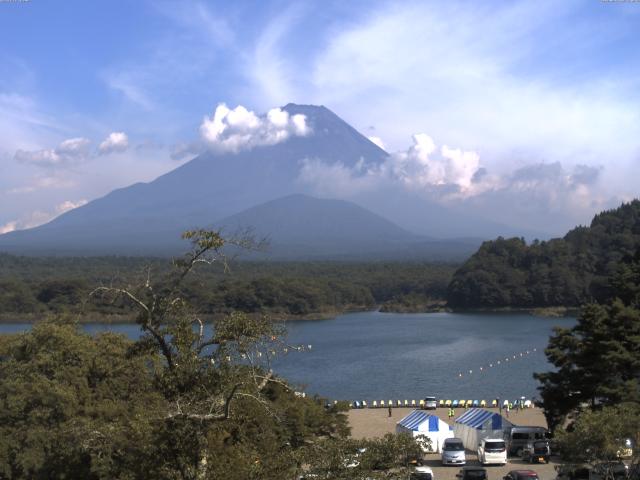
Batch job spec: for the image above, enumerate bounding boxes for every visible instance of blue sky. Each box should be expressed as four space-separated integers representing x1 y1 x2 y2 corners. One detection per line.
1 0 639 235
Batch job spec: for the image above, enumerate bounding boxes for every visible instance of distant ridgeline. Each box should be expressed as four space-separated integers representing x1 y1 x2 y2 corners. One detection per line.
446 200 640 308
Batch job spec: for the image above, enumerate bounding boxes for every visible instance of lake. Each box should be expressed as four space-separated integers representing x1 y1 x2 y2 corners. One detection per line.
0 311 575 403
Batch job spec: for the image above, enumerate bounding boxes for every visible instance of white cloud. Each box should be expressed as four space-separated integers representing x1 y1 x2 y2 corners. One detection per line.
298 132 613 235
300 132 485 198
0 221 17 234
298 157 382 197
200 103 310 153
56 137 91 156
249 5 304 107
104 71 155 110
15 137 91 167
0 199 88 234
391 134 480 192
55 199 88 214
170 142 200 161
99 132 129 154
248 1 640 196
367 136 386 150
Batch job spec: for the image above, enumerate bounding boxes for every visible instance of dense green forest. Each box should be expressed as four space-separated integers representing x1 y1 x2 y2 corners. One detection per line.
0 231 426 479
534 248 640 431
0 255 455 320
447 200 640 308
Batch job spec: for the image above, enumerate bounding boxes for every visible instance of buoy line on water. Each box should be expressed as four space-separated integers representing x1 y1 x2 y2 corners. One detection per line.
456 347 540 379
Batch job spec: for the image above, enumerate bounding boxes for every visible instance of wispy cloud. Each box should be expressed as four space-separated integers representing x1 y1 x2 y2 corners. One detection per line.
248 4 306 107
297 131 612 234
102 2 237 115
249 0 640 195
15 137 91 168
104 72 155 110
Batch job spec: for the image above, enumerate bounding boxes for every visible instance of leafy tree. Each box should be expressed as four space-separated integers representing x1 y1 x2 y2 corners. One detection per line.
447 200 640 308
299 433 427 479
0 230 427 479
0 319 164 479
535 251 640 431
556 404 640 478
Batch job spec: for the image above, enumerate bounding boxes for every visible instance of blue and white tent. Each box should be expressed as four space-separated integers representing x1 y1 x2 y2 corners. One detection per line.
396 410 454 453
453 408 513 450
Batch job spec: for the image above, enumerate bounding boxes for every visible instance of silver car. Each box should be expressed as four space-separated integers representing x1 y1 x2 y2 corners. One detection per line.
423 396 438 410
442 438 466 466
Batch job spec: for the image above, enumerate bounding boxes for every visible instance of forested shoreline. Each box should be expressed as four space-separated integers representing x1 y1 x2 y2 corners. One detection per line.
0 255 456 321
447 200 640 308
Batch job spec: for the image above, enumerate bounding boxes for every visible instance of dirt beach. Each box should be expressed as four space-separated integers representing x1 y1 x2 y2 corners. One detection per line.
348 406 560 480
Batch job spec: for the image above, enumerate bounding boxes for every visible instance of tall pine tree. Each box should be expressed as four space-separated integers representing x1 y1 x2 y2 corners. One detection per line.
535 250 640 431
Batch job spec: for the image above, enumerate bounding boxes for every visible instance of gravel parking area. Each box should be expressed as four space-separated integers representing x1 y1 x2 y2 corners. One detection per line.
348 407 559 480
417 452 560 480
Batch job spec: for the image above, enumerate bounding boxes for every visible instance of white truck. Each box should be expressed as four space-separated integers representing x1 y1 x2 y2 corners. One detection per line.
477 438 507 465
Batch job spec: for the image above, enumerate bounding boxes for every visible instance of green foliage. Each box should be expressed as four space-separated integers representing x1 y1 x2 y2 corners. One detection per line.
556 404 640 465
0 320 164 479
0 231 360 479
535 250 640 431
0 319 354 479
0 230 432 479
447 200 640 308
299 433 425 479
0 256 456 319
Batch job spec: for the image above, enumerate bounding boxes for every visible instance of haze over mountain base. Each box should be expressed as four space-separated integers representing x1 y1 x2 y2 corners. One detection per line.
0 104 544 259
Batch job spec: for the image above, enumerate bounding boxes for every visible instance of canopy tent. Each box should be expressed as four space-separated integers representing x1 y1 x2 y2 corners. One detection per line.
395 410 454 453
453 408 513 450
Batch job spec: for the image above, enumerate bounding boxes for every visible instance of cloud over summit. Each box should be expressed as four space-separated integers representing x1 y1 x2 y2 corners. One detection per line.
200 103 309 153
299 132 485 198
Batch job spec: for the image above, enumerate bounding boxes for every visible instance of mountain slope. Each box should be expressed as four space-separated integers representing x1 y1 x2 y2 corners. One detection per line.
0 105 390 255
0 103 522 257
215 194 417 259
215 194 482 260
446 200 640 308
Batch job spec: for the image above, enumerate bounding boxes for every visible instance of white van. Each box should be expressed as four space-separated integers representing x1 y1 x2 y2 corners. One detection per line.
477 438 507 465
442 438 466 466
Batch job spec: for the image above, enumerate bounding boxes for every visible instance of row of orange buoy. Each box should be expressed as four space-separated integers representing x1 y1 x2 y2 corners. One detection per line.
457 348 538 378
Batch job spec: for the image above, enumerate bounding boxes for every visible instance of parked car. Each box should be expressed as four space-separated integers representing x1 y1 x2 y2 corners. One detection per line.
410 466 434 480
442 438 466 466
423 396 438 410
521 440 550 464
504 426 548 457
503 470 539 480
478 438 507 465
456 466 487 480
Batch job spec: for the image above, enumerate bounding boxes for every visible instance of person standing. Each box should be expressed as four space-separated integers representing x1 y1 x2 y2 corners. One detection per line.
388 405 392 418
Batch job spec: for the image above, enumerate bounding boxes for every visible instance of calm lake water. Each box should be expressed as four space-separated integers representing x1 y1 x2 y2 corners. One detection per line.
1 311 575 403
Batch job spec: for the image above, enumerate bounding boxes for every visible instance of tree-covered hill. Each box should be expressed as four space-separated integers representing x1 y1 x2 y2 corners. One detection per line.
446 200 640 308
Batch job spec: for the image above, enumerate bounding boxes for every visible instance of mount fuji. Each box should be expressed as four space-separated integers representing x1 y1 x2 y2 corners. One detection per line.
0 104 529 258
